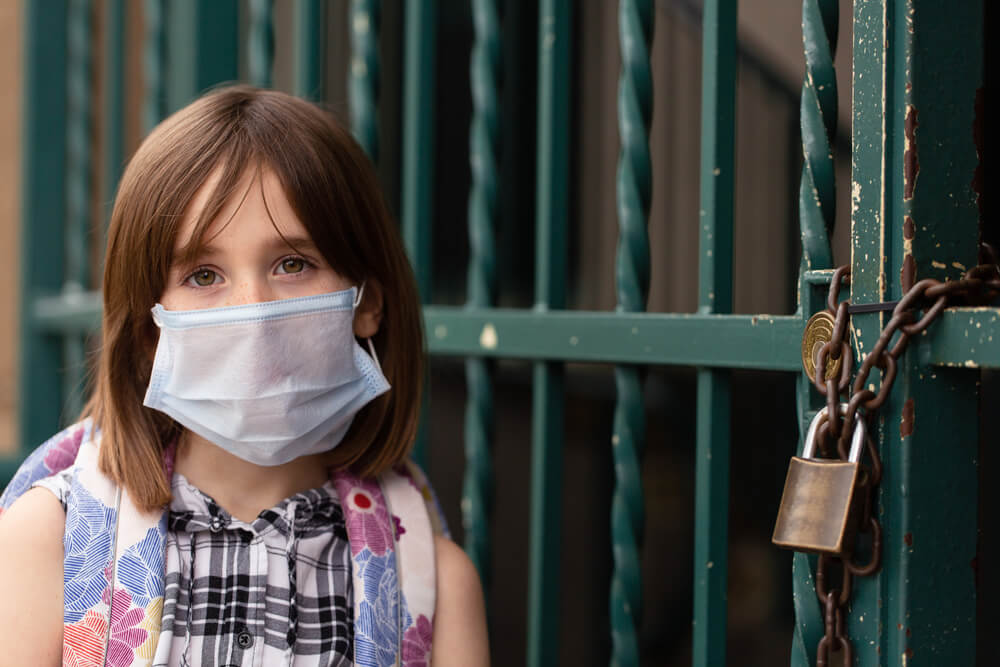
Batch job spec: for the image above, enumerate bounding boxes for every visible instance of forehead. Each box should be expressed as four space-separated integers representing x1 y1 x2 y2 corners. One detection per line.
174 165 310 260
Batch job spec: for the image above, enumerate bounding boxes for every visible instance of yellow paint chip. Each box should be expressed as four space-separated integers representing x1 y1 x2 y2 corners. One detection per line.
479 323 498 350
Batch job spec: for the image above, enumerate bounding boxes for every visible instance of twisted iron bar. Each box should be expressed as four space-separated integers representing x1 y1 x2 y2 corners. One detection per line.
794 0 839 661
248 0 275 89
611 0 652 664
798 0 838 269
142 0 166 134
66 0 91 292
350 0 381 161
463 0 500 585
64 0 94 418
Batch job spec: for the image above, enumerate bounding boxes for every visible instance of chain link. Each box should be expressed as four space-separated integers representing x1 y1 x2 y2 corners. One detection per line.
805 260 999 663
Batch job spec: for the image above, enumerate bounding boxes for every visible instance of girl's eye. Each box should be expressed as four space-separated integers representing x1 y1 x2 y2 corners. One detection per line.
279 257 307 274
188 269 219 287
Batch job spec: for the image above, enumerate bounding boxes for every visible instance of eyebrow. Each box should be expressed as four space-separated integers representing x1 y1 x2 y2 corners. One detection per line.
173 235 321 267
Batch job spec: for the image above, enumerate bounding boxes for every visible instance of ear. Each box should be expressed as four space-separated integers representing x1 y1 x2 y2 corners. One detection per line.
354 281 384 338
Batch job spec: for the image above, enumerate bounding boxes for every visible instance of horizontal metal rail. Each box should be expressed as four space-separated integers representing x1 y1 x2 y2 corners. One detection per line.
26 292 1000 369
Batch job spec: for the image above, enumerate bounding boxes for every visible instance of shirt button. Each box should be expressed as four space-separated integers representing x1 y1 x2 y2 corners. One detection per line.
209 516 227 533
236 631 253 649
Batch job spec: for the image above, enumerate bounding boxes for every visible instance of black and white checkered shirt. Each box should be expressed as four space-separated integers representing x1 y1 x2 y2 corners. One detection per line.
154 473 354 666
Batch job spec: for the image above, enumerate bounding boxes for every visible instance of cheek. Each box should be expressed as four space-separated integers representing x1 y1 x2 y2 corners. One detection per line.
315 268 353 294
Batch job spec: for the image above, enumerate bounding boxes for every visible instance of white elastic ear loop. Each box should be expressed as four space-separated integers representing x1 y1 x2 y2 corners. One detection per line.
366 338 383 373
354 281 382 372
353 282 366 308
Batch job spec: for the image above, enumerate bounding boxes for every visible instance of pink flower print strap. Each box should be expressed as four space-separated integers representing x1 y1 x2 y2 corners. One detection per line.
332 460 442 667
380 464 439 665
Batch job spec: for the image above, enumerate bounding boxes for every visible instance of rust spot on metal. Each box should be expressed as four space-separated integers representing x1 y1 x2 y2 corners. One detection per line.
906 628 912 638
903 216 915 240
904 648 914 659
904 106 919 201
901 254 916 292
900 398 914 437
904 532 913 547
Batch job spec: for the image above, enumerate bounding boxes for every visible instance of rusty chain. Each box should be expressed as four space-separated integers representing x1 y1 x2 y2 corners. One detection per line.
805 259 999 665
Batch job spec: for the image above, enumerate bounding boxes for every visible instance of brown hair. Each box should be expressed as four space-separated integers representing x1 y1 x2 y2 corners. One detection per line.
85 86 424 512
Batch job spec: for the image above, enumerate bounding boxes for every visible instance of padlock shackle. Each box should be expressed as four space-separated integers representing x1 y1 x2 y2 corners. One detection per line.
801 405 865 462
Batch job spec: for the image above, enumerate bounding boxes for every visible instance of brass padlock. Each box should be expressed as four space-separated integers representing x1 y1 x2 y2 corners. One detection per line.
772 406 865 555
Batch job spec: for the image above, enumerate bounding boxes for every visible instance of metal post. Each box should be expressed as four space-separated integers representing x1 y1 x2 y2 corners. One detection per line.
463 0 501 588
610 1 652 664
692 1 737 665
526 1 570 664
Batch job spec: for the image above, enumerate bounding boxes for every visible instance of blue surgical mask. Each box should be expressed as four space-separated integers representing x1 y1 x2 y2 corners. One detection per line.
143 286 390 466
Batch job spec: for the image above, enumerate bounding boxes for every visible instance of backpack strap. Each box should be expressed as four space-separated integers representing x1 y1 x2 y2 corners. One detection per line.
333 460 444 667
1 422 168 667
0 421 89 514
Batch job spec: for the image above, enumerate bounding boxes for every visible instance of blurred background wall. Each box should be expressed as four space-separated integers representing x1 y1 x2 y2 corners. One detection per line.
0 1 20 453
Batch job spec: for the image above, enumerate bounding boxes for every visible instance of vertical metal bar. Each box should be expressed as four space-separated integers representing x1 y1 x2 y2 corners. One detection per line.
102 0 125 248
463 0 500 585
18 0 69 451
293 0 324 100
402 0 436 303
166 1 239 113
143 0 167 134
248 0 275 89
401 0 437 468
350 0 381 162
798 0 838 272
692 2 736 665
790 2 839 662
850 0 982 663
63 0 94 420
526 1 569 665
611 1 652 664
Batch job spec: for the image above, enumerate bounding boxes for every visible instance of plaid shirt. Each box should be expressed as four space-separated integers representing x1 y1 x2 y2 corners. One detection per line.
36 471 355 665
151 474 354 666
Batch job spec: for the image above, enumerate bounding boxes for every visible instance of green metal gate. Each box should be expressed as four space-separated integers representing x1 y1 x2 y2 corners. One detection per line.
1 1 990 665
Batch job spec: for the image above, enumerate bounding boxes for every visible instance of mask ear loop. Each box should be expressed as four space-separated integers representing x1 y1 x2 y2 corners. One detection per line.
366 338 383 373
354 281 384 373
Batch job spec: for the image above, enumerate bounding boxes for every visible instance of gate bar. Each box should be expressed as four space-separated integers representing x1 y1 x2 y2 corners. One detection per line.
247 0 275 89
293 0 324 100
143 0 166 133
16 0 70 454
350 0 380 162
692 1 737 664
102 0 125 256
62 0 95 420
463 0 501 587
402 0 437 467
526 1 570 664
610 0 653 663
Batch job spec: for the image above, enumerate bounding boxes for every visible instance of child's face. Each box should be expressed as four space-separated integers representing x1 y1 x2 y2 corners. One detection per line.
160 167 350 312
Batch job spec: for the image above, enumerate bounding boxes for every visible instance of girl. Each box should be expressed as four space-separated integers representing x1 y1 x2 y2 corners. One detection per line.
0 86 488 666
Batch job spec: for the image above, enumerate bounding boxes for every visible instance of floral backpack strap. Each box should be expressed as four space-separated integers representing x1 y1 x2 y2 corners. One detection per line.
0 421 168 667
332 469 404 667
382 460 446 666
332 461 445 667
62 427 169 667
0 421 89 514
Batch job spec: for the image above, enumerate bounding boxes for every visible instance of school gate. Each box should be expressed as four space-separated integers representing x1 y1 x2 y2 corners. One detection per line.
1 1 991 665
